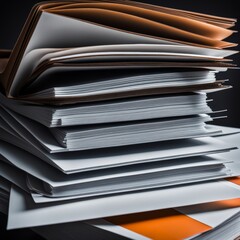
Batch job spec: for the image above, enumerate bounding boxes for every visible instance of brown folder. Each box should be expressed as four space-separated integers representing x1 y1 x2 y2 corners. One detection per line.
0 0 237 105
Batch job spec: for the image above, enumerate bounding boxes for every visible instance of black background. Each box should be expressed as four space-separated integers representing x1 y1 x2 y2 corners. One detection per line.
0 0 239 239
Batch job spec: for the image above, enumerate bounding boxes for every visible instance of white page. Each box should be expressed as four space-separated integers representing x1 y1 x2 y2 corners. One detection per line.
30 159 231 189
31 70 218 99
30 165 231 203
2 105 215 152
0 138 232 203
0 122 234 174
178 204 240 229
0 106 63 153
189 212 240 240
0 104 235 175
209 134 240 177
50 115 213 150
0 91 212 127
0 129 63 171
0 108 234 176
33 186 240 240
53 114 210 137
52 79 215 96
0 140 231 188
208 125 240 136
37 72 216 97
7 181 240 229
18 46 225 98
47 52 224 62
57 103 211 127
38 45 237 64
10 11 178 95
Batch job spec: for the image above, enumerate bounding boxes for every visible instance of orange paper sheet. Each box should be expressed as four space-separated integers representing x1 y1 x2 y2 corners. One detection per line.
106 209 211 240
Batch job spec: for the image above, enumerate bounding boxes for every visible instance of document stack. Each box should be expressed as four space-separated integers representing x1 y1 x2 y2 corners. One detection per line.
0 1 239 239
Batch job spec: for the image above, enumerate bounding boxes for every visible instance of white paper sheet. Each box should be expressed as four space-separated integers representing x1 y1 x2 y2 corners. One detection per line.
11 11 178 95
7 180 240 229
0 124 234 174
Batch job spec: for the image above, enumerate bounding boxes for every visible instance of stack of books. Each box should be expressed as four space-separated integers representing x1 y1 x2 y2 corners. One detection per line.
0 1 239 239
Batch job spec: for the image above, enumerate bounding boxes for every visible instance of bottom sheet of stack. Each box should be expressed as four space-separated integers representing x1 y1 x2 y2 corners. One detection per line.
0 125 240 240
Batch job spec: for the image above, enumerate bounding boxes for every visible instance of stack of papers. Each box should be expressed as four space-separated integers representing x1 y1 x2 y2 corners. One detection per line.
0 1 239 239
